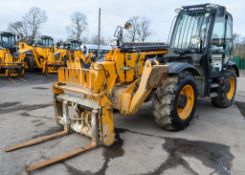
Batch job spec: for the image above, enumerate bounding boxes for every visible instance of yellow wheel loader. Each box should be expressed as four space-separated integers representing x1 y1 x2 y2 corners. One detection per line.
5 4 239 172
0 32 25 77
18 35 65 74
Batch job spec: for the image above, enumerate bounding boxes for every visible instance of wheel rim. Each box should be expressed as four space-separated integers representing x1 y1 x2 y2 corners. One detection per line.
227 76 235 100
177 84 195 120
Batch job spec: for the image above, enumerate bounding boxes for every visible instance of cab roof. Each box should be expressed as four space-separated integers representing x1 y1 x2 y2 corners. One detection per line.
66 39 82 44
0 31 15 37
181 3 226 13
40 35 53 40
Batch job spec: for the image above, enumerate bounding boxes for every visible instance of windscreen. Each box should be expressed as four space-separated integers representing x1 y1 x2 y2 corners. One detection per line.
45 39 53 47
36 38 53 47
71 42 81 50
170 10 211 52
1 35 16 48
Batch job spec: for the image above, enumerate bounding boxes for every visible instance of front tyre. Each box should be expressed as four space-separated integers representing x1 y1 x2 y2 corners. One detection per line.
25 54 37 71
153 72 198 131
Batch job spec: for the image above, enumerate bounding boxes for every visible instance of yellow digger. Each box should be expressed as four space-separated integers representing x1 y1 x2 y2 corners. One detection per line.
18 35 65 74
0 32 25 77
5 3 239 172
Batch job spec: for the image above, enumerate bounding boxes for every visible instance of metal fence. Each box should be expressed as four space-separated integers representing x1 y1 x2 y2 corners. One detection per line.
232 56 245 70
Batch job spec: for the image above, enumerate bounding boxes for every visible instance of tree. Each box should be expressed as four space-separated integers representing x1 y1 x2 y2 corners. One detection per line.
90 35 106 45
233 33 240 44
66 12 88 41
7 21 28 38
23 7 48 41
125 16 152 42
127 16 139 42
136 17 151 42
232 33 245 58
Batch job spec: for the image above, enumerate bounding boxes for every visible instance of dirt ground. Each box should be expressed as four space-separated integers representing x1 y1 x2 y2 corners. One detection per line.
0 71 245 175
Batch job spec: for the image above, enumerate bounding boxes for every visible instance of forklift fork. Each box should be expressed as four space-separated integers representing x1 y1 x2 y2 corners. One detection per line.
4 101 99 172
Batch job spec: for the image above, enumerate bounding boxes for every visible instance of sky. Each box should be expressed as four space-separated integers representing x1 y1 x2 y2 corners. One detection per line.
1 0 245 43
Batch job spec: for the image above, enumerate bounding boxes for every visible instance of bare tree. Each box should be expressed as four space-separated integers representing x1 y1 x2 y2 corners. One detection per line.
90 35 106 45
66 12 88 41
81 36 89 44
7 21 28 38
23 7 48 41
233 33 240 44
127 16 139 42
136 17 151 42
232 33 245 58
125 16 152 42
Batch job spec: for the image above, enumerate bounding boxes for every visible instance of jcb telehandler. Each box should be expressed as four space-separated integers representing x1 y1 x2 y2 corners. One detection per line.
18 35 65 73
5 4 239 172
0 32 25 77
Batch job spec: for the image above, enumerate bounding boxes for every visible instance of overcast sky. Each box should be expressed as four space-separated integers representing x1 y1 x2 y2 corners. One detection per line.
1 0 245 43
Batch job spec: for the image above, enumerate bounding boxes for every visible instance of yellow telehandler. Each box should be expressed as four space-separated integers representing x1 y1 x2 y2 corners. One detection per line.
5 3 239 172
0 32 25 77
18 35 65 74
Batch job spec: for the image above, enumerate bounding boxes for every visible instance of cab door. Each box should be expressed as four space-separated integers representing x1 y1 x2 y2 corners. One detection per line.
209 12 233 78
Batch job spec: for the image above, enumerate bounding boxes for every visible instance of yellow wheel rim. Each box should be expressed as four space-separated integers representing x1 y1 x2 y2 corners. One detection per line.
177 85 195 120
227 76 235 100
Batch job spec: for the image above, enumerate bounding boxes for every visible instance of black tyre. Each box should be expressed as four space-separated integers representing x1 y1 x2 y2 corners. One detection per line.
25 54 37 71
62 56 68 67
153 72 198 131
211 70 236 108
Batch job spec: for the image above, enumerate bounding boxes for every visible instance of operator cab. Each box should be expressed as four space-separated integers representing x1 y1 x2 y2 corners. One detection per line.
66 40 82 51
81 44 111 61
35 35 54 48
0 32 17 52
166 4 234 83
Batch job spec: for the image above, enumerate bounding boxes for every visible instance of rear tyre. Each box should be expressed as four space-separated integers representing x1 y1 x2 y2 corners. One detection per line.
153 72 198 131
211 70 236 108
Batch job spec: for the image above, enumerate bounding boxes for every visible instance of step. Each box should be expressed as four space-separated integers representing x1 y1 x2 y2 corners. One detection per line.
210 92 218 98
211 83 219 88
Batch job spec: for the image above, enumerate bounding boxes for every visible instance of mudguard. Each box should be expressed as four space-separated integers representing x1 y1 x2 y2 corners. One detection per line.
167 62 200 76
227 60 239 77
